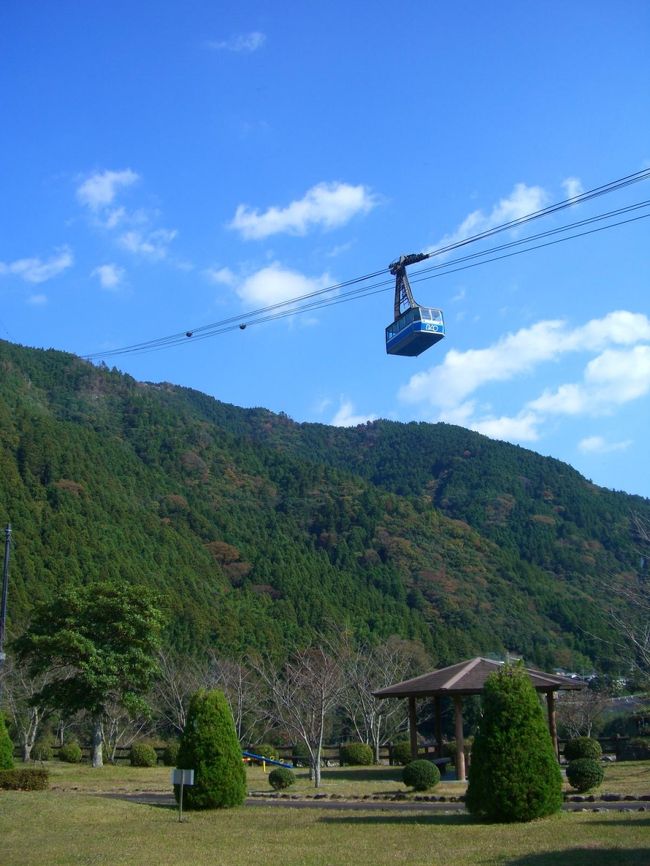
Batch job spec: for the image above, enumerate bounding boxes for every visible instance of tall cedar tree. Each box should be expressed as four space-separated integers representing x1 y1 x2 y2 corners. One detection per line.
175 689 246 809
466 663 563 822
15 581 164 768
0 713 14 769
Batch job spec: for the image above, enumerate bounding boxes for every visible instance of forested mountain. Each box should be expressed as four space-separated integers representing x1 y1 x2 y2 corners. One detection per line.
1 339 648 672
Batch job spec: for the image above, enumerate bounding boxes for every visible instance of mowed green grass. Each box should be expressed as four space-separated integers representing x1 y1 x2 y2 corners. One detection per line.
1 762 648 866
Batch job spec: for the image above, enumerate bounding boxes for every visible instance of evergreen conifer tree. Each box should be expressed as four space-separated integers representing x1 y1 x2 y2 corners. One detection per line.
466 663 562 822
0 712 14 769
175 689 246 809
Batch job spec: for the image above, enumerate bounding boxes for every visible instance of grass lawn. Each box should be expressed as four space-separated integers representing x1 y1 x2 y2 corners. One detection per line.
1 761 648 865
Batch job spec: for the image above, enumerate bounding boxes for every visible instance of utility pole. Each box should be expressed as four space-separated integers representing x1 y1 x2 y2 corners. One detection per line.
0 524 11 701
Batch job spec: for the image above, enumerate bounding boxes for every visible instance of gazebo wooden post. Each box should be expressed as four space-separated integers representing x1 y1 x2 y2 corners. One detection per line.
453 695 466 781
434 696 443 758
408 696 418 760
546 689 559 758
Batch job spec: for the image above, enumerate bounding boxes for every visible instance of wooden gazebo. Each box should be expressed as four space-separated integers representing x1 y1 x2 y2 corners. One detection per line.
373 657 583 780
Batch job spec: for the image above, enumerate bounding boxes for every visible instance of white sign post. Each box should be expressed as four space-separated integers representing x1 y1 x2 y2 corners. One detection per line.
171 768 195 822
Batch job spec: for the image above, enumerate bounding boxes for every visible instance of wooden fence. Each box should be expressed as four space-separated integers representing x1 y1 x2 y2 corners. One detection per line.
19 736 636 764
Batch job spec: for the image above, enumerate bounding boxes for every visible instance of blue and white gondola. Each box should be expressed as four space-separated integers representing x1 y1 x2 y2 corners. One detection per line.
385 306 445 356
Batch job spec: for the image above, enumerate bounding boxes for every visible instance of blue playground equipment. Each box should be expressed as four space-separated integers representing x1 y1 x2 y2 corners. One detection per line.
242 750 293 769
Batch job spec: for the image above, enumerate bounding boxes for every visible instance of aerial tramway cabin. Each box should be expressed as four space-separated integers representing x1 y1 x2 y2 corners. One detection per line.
385 252 445 357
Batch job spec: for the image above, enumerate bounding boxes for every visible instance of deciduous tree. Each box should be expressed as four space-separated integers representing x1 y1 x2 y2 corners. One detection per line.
15 581 164 767
340 636 428 762
255 644 343 787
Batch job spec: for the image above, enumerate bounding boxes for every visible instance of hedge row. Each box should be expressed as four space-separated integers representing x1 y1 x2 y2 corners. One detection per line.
0 768 50 790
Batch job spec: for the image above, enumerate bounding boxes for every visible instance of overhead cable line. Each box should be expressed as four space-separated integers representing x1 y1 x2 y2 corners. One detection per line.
83 168 650 360
94 207 650 359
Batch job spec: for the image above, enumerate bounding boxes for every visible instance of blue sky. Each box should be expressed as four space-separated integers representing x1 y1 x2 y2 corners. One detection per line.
2 1 649 498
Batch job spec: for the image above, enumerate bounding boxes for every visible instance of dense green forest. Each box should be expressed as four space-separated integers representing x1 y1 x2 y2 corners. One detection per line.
1 339 648 672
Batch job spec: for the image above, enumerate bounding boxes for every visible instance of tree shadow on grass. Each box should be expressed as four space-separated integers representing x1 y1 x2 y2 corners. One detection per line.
320 767 402 783
588 817 650 827
503 850 650 866
318 814 474 827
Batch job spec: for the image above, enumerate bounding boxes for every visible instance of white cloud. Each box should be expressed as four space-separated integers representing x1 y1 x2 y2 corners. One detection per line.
229 182 378 239
92 263 124 290
0 247 73 283
399 319 567 410
236 262 332 306
562 177 584 201
27 293 47 306
77 169 139 210
529 345 650 416
578 435 632 454
470 412 541 442
399 312 650 412
206 31 266 52
331 399 377 428
313 397 333 415
428 183 548 253
204 266 236 286
119 228 177 259
398 311 650 449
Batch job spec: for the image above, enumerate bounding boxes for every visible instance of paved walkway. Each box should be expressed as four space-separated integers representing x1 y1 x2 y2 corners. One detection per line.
102 792 648 814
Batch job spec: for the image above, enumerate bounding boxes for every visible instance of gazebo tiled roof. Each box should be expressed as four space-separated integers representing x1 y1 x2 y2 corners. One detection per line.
373 656 583 699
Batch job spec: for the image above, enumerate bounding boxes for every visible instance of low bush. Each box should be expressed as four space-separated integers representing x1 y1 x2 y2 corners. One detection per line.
619 737 650 761
130 742 158 767
402 759 441 792
0 713 14 770
391 741 413 766
58 742 83 764
340 742 373 766
292 741 310 766
163 741 180 766
443 737 474 763
31 742 53 762
253 743 279 760
268 767 295 790
566 758 604 792
564 737 602 761
0 768 49 790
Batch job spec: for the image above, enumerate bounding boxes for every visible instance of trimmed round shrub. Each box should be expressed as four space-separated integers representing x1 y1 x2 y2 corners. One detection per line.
130 742 158 767
391 740 414 766
466 663 563 823
566 757 604 792
268 767 296 790
162 741 180 767
0 713 14 770
31 742 53 762
564 736 602 762
254 743 279 760
340 742 373 766
58 742 83 764
176 689 246 810
402 759 441 791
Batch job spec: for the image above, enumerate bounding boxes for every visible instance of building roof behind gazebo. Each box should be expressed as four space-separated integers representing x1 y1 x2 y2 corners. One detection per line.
373 657 583 699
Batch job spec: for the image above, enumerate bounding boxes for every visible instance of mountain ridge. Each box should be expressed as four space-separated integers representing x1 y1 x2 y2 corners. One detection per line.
1 339 647 672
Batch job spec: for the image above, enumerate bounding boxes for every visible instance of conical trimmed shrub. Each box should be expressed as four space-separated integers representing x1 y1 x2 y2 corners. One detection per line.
0 713 14 770
175 689 246 809
466 663 562 822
